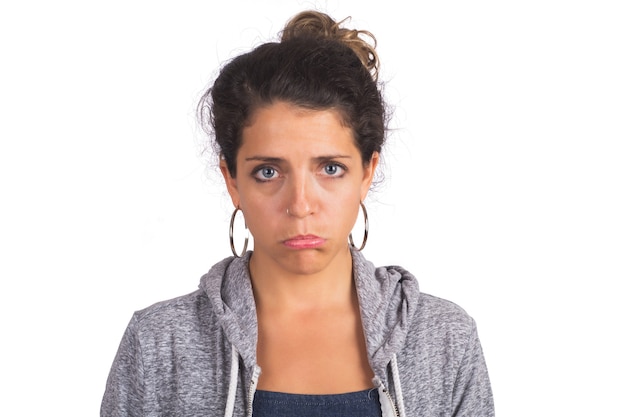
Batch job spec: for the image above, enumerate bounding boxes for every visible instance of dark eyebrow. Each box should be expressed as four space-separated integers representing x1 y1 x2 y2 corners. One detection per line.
244 156 284 163
314 155 352 162
244 155 352 163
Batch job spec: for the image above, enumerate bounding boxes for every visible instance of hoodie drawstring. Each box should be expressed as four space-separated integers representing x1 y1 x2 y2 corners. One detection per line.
390 354 406 417
225 346 405 417
224 344 239 417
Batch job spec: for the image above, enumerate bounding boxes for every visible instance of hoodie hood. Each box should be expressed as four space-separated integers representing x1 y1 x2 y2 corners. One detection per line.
199 251 258 370
351 250 420 378
198 249 420 380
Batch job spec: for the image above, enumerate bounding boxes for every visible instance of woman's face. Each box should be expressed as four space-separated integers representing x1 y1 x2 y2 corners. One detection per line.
221 101 378 276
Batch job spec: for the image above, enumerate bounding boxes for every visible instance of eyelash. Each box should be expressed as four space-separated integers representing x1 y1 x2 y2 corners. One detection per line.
251 162 347 183
252 166 277 182
322 162 347 177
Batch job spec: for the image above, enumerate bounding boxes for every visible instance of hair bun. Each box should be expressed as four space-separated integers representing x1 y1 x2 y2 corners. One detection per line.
281 10 379 81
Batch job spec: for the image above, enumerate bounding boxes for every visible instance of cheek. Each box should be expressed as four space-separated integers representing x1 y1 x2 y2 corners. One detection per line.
341 178 366 203
328 186 362 224
239 193 279 234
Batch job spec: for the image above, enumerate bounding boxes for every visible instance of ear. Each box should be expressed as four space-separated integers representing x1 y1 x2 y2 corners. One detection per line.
220 159 241 208
360 151 380 201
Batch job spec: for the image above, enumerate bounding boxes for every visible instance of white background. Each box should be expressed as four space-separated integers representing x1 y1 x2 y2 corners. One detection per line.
1 0 624 415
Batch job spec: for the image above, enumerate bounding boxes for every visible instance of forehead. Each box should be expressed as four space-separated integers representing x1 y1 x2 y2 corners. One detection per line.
241 102 356 153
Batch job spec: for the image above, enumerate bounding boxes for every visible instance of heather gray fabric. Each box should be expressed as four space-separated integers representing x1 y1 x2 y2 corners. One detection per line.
101 249 494 416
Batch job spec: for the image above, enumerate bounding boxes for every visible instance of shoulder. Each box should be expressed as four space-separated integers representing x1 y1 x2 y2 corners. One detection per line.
410 292 478 357
417 293 475 328
127 289 211 337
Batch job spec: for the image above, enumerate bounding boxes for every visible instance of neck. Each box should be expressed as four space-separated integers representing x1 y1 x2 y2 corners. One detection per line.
249 247 355 313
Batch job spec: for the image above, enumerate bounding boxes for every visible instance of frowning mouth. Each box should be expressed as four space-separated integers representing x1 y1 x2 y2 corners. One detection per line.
283 234 326 249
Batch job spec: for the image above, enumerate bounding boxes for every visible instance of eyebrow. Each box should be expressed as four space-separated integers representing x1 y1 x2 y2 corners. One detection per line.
244 154 352 163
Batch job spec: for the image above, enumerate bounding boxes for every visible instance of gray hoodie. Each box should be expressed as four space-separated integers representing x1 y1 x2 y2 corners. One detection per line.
101 250 494 416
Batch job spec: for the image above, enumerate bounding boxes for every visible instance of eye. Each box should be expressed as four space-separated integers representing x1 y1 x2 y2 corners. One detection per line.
323 163 345 177
253 166 278 181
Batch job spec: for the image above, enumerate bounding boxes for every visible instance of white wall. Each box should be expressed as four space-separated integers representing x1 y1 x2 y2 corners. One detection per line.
1 0 624 415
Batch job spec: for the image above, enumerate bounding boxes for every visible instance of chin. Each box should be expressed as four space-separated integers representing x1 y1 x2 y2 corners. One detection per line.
280 250 327 274
280 245 350 275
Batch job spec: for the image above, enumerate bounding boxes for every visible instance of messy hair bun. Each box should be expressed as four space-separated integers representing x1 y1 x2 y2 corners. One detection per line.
281 11 379 82
200 10 387 178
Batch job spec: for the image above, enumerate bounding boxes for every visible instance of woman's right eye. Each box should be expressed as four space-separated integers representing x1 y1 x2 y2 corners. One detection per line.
253 167 278 181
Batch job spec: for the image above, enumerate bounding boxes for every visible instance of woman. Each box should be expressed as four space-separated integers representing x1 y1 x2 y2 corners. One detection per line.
101 10 494 417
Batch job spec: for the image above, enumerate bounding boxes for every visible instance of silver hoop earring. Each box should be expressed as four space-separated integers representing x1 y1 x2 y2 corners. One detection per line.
349 202 369 251
229 207 249 258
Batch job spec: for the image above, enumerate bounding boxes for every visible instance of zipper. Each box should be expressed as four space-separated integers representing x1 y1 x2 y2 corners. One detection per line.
379 383 400 417
245 366 261 417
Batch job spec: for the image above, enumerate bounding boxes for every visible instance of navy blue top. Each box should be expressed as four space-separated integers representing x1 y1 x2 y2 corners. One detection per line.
252 388 382 417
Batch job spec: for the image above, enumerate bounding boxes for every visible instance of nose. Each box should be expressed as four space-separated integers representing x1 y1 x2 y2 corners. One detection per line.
285 172 316 218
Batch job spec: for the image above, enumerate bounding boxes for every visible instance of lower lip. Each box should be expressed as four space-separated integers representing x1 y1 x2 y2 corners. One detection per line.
283 236 326 249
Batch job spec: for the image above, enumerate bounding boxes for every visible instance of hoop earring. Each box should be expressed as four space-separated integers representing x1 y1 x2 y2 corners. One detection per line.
349 202 369 251
229 207 249 258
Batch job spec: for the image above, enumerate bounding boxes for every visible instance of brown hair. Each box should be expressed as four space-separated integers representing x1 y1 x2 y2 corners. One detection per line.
281 11 379 82
198 10 387 177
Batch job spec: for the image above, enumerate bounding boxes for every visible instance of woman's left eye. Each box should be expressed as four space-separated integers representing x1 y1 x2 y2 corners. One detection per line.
323 163 345 176
253 167 278 181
